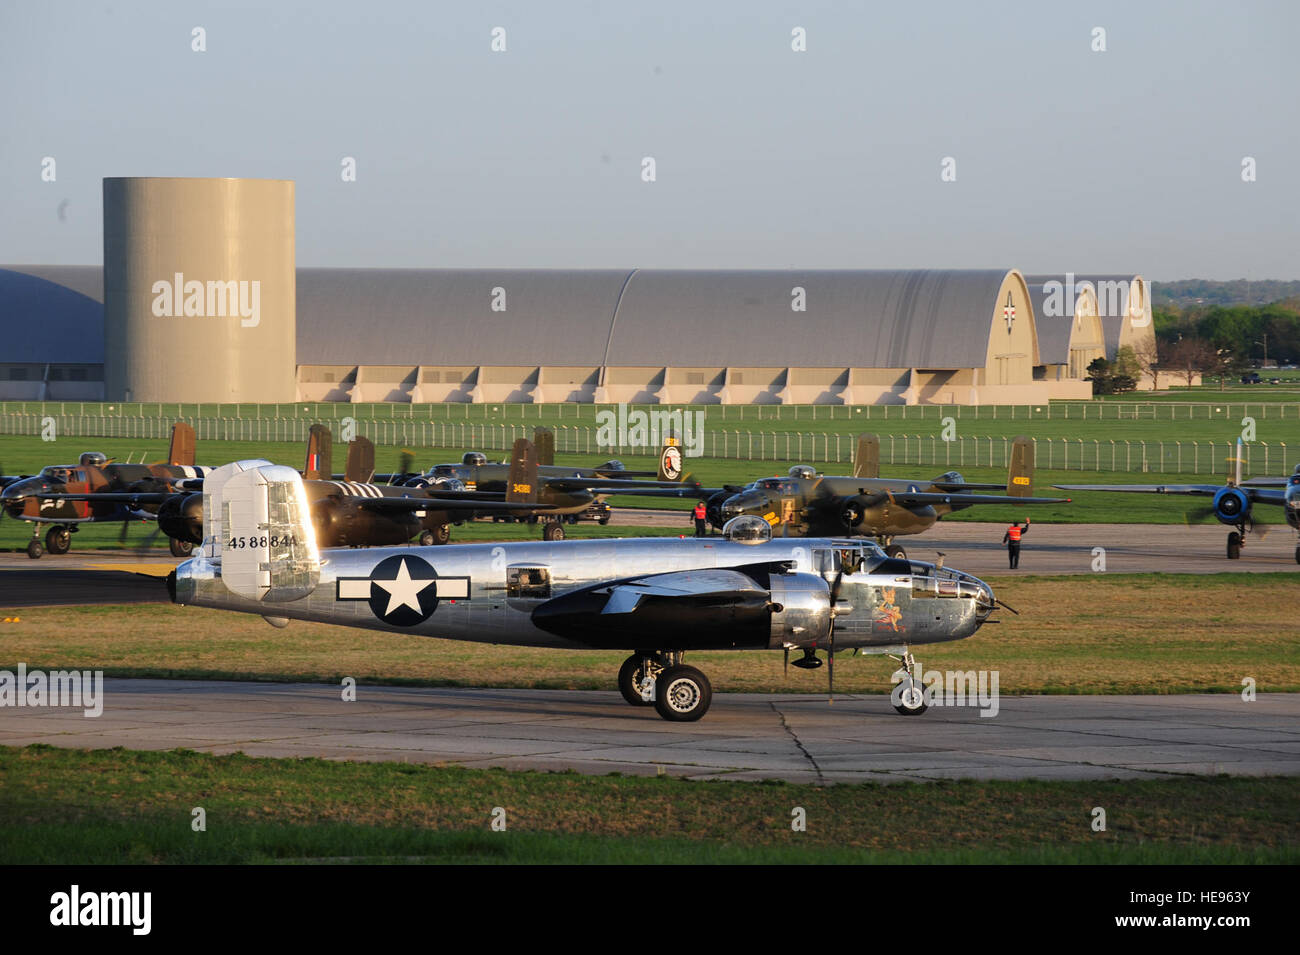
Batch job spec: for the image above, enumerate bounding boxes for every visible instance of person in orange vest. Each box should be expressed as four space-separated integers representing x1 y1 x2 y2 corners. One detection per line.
1002 516 1029 569
692 500 708 537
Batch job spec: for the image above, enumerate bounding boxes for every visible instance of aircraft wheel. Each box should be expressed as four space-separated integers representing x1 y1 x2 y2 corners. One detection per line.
1295 545 1300 565
420 523 451 546
598 516 610 526
892 674 928 716
884 544 907 560
654 665 712 722
168 537 193 558
45 527 72 555
543 522 564 541
617 654 658 707
1227 532 1242 560
26 539 44 560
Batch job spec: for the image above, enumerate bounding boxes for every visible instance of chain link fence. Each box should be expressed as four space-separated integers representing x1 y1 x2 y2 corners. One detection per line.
1 412 1288 476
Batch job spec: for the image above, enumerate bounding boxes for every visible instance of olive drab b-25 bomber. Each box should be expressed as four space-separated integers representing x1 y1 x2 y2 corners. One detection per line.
170 459 1004 722
705 434 1070 559
1056 438 1300 563
0 423 208 558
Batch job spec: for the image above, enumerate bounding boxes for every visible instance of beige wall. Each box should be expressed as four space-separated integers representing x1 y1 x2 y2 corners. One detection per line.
104 178 295 402
982 271 1037 386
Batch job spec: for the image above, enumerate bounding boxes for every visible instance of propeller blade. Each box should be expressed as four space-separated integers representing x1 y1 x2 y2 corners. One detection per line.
1183 505 1217 526
783 647 789 679
118 520 130 543
827 632 834 705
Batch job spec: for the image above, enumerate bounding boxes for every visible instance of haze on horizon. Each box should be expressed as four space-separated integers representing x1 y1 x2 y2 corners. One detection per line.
1 0 1296 281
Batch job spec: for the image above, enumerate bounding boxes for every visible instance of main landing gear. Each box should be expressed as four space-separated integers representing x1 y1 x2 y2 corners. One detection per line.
617 651 712 722
542 520 565 542
29 524 74 559
418 523 451 546
889 648 928 716
169 537 193 558
1227 526 1245 560
877 536 907 560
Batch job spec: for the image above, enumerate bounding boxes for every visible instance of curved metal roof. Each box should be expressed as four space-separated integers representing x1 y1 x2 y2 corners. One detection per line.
2 266 1019 371
0 267 104 363
604 269 1012 368
295 268 634 366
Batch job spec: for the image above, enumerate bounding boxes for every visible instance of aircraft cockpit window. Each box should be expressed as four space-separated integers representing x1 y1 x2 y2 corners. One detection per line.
507 566 551 599
462 452 488 467
756 478 798 494
430 465 458 478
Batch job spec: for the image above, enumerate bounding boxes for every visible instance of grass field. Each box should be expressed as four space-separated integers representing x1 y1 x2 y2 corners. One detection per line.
1 746 1294 864
2 574 1295 695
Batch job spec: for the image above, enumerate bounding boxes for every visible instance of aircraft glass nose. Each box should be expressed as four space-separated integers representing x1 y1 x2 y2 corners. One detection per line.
720 492 765 520
1 478 46 500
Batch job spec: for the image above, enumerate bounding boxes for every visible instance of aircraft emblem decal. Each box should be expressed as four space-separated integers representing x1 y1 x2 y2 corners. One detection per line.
336 554 470 627
660 445 683 481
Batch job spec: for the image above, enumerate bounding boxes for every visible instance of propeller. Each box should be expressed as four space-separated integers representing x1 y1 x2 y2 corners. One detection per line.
390 450 416 485
1183 504 1217 526
827 570 845 703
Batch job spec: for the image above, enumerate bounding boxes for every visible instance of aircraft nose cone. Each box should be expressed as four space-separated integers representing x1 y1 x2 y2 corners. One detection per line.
721 493 762 520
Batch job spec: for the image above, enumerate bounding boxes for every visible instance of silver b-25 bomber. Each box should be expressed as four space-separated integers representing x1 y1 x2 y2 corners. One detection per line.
170 460 1004 722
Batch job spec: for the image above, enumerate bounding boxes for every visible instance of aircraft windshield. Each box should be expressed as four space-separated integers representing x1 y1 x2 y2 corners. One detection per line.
756 478 798 494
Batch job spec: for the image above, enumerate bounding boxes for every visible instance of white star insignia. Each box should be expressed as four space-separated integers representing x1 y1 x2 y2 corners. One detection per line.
374 558 433 617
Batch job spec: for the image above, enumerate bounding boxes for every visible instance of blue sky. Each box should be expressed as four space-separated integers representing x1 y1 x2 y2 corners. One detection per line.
2 0 1296 279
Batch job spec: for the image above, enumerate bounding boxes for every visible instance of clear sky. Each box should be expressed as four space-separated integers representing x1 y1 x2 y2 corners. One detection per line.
2 0 1296 279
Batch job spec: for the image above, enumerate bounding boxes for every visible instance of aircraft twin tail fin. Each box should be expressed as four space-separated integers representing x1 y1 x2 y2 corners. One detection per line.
1007 435 1034 499
533 427 555 467
658 435 685 482
197 460 320 603
304 424 333 481
345 436 375 484
506 438 539 504
853 434 879 480
168 422 197 468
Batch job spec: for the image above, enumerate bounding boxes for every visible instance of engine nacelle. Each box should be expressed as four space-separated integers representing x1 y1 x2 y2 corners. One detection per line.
1213 487 1250 525
157 492 204 544
599 459 626 472
767 573 832 649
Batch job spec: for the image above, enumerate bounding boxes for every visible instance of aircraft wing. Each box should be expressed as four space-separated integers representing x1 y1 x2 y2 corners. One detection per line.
352 496 556 513
6 491 177 504
1054 483 1287 505
599 569 769 614
544 478 704 493
842 490 1069 508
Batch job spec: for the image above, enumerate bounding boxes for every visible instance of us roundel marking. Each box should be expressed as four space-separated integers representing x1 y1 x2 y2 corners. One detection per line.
335 554 470 627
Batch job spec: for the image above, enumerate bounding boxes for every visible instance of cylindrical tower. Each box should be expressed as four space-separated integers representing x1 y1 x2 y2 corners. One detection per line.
103 177 295 402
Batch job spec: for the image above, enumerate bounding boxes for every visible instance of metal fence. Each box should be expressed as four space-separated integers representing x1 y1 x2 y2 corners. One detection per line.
1 413 1289 476
3 399 1300 424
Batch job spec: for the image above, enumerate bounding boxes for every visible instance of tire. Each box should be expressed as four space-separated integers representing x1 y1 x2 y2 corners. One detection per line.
425 523 451 545
884 544 906 560
45 527 72 555
893 678 928 716
617 654 656 707
1227 531 1242 560
1295 545 1300 565
598 517 610 526
653 665 712 722
418 530 435 546
543 522 564 541
168 537 193 558
27 539 43 560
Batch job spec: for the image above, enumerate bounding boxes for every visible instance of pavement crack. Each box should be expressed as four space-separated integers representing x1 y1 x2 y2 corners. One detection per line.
770 703 825 784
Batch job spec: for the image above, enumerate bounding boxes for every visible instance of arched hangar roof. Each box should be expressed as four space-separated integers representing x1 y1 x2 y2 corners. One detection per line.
0 266 103 363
